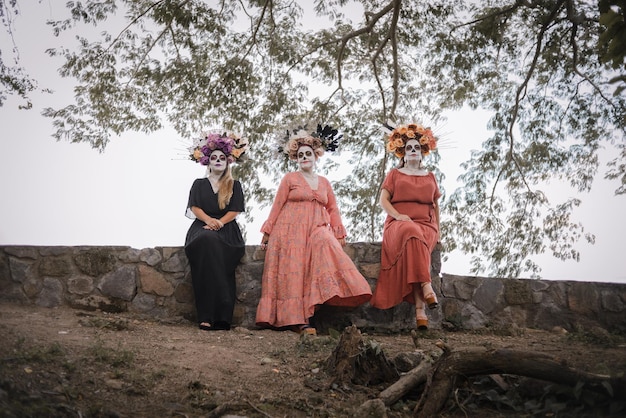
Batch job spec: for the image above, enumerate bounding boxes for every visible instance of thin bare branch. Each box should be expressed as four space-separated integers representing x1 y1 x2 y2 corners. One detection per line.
237 0 271 65
104 0 169 53
388 0 401 117
281 2 395 80
490 0 567 207
565 0 613 105
126 25 169 86
451 2 521 32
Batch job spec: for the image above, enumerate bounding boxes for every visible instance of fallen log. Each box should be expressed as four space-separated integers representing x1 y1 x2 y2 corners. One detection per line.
378 361 432 406
414 347 626 417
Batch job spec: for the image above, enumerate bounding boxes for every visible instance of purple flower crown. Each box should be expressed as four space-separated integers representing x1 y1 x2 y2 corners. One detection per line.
189 130 249 165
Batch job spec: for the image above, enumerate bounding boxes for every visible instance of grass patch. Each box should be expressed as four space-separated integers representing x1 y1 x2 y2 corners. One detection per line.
87 339 135 368
567 324 624 347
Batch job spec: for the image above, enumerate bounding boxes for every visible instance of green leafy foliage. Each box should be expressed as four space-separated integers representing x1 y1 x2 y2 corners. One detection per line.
6 0 625 277
0 0 38 108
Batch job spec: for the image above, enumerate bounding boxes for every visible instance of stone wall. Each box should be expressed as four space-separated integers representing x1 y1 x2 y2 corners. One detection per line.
1 245 625 333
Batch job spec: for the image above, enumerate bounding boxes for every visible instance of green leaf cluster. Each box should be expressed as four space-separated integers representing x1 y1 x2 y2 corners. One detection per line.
6 0 624 277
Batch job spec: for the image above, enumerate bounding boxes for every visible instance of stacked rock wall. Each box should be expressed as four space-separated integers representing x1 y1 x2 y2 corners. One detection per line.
1 245 625 333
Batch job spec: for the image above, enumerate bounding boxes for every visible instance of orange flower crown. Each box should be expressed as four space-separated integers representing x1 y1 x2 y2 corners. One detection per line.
385 123 438 158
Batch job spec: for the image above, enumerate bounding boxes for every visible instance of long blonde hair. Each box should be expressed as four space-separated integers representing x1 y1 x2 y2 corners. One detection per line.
216 166 234 210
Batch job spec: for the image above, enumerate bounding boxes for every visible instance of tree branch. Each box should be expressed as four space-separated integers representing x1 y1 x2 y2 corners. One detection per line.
490 0 567 207
280 1 395 83
566 0 613 105
237 0 271 66
388 0 401 117
451 1 522 32
104 0 170 54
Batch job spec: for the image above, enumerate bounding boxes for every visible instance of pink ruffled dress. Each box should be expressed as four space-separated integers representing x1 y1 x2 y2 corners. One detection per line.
255 172 372 328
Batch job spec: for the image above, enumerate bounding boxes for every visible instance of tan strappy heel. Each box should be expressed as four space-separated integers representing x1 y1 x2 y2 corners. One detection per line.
415 299 428 331
421 282 439 309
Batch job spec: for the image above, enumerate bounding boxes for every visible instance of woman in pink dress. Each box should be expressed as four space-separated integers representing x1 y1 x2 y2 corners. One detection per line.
370 123 441 330
255 125 372 335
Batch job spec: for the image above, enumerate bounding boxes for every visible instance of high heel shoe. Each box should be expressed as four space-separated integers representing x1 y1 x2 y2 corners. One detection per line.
289 324 317 336
425 296 438 309
415 301 428 331
421 282 439 309
416 318 428 331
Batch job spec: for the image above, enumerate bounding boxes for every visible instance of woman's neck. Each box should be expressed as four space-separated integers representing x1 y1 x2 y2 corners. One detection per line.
207 171 223 183
404 160 422 170
299 167 315 176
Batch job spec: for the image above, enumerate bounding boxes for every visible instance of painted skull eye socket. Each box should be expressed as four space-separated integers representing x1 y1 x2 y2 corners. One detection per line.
298 150 314 159
210 154 227 161
405 144 421 152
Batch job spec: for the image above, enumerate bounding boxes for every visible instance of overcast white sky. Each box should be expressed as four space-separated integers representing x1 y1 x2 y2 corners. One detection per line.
1 2 624 283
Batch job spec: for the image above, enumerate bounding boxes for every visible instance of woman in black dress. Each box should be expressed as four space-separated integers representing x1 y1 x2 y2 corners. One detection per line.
185 131 248 331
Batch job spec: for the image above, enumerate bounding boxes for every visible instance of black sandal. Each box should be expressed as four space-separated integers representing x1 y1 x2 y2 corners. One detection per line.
199 321 230 331
199 322 213 331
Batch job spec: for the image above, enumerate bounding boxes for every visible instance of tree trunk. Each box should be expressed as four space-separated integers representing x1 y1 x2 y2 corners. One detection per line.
326 325 398 386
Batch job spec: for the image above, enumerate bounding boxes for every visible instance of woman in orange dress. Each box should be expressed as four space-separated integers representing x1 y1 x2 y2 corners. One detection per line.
371 123 441 330
255 125 372 335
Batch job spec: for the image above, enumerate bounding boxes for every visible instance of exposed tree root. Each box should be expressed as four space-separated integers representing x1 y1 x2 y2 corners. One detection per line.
330 326 625 417
412 346 625 417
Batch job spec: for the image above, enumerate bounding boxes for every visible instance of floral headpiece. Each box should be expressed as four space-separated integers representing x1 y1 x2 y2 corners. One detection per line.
384 122 438 158
189 130 249 165
281 124 342 161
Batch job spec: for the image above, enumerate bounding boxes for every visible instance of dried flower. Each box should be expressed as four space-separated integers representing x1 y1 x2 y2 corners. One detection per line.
188 130 249 165
384 123 438 157
279 124 342 160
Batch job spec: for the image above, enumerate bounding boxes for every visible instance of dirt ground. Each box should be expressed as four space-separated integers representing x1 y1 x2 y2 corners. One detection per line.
1 303 625 418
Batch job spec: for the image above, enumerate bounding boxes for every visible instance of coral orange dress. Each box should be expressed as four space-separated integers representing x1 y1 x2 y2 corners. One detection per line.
371 169 441 309
256 172 372 328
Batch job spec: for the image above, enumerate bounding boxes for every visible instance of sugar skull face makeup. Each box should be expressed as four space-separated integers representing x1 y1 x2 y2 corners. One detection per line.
297 145 316 169
209 150 227 172
404 139 423 162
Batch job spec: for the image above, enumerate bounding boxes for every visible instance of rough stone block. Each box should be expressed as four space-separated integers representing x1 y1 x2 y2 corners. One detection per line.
600 290 625 312
161 251 187 273
36 277 63 308
4 246 39 259
8 257 34 283
173 281 194 304
138 265 174 296
567 282 599 315
99 265 137 301
503 279 533 305
358 263 380 280
118 248 141 263
452 277 478 300
132 292 156 312
74 249 117 277
473 278 504 314
68 276 95 295
39 257 71 277
139 248 162 266
22 278 43 298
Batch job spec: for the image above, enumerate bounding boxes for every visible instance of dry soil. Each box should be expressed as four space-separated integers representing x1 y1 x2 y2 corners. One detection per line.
1 303 625 417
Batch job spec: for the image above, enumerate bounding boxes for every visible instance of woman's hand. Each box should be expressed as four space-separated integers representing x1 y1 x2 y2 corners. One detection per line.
260 233 269 250
394 214 412 222
203 218 224 230
337 237 346 247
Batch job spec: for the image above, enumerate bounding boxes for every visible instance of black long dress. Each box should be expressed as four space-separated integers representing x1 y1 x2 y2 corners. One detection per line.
184 178 245 328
